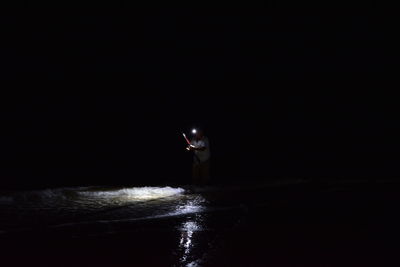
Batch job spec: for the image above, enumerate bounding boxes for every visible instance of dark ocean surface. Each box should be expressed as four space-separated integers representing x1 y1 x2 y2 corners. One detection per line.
1 179 400 266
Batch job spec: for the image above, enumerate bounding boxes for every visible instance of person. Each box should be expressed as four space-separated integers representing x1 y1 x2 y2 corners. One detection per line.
187 129 210 185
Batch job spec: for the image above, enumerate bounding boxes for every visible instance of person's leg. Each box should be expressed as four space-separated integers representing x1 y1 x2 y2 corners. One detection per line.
199 160 210 185
192 164 201 185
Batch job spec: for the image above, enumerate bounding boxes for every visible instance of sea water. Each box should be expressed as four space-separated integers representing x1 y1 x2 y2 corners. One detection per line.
0 186 207 233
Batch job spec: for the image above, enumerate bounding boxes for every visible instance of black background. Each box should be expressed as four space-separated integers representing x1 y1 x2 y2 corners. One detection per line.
0 9 397 189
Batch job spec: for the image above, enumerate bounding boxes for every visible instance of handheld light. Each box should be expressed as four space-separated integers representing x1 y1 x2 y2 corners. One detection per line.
182 133 195 150
182 133 190 144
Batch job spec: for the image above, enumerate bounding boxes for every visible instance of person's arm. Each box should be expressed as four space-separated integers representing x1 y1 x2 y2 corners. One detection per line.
188 145 206 151
187 140 207 151
186 144 195 151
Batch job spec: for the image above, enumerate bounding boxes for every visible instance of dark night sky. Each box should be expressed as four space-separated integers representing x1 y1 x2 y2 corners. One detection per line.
0 9 397 189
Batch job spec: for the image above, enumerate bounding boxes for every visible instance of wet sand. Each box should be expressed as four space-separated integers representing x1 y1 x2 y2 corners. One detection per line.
2 180 400 266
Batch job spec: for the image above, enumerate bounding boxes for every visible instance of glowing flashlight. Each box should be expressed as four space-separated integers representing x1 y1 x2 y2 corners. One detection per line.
192 129 197 135
182 133 195 150
182 133 191 145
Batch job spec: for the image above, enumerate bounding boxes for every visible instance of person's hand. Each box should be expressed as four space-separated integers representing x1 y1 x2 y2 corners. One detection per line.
187 145 195 151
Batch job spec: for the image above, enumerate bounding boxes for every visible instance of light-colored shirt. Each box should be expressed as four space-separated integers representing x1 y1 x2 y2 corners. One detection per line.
191 137 210 163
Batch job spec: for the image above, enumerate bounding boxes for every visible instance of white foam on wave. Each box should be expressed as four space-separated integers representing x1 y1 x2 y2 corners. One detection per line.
78 187 185 201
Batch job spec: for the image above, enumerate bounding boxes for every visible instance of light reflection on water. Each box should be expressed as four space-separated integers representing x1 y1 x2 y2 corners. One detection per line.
171 195 206 216
176 196 207 267
178 218 203 267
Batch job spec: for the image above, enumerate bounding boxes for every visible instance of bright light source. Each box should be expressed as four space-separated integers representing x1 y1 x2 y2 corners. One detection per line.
192 129 197 134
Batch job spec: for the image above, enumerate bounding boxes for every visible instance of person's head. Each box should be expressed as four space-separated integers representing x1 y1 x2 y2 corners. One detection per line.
194 128 204 139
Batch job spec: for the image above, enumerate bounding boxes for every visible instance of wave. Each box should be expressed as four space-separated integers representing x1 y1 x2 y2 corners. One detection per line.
0 186 185 207
8 187 90 204
77 187 185 200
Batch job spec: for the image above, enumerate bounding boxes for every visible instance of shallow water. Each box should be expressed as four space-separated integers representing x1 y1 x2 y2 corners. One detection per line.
0 186 210 232
2 180 400 266
0 180 311 235
0 185 245 266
